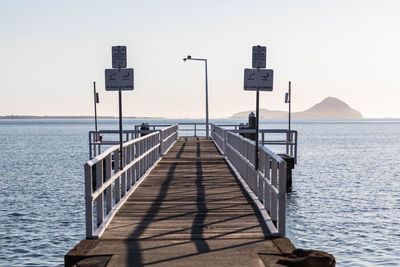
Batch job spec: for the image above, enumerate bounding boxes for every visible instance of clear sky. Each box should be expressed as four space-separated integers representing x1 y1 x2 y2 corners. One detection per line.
1 0 399 118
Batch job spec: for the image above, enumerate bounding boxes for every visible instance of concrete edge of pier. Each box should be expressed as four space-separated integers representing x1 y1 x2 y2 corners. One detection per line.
65 237 335 267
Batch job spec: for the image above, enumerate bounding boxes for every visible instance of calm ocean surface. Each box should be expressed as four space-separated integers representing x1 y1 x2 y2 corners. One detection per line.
0 118 399 266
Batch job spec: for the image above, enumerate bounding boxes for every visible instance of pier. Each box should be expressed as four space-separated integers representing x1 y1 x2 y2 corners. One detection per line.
65 124 333 266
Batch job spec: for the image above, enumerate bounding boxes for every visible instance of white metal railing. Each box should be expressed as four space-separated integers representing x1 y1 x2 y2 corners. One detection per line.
135 122 210 137
160 125 179 155
84 125 178 238
211 124 287 237
229 129 298 163
89 129 157 159
129 123 297 163
90 123 207 159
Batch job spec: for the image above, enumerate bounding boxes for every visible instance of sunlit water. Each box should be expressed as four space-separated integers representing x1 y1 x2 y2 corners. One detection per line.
0 118 399 266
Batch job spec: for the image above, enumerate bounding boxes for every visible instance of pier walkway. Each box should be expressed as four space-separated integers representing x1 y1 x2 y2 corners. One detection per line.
66 137 293 266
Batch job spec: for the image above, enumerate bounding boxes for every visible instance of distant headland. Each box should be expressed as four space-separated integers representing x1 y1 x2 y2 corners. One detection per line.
231 97 363 119
0 115 164 119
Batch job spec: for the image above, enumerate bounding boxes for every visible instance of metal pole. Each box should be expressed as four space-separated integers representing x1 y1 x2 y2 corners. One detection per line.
205 60 209 138
118 89 123 170
288 81 291 131
255 89 259 170
93 81 98 135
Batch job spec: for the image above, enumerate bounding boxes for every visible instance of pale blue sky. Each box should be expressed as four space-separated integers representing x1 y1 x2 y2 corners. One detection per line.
1 0 399 118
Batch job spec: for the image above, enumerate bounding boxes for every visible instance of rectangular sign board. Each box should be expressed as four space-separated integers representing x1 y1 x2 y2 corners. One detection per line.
244 68 273 91
252 46 266 69
112 46 127 69
105 68 134 91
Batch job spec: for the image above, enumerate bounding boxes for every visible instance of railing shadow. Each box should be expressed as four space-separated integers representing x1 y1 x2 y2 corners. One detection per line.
120 137 269 266
124 162 177 265
190 154 210 252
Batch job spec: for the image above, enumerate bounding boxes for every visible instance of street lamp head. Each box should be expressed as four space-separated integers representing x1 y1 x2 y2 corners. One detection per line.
183 58 186 62
187 55 191 59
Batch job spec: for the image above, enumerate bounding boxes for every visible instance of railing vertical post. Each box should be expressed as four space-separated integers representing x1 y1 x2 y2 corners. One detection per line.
264 155 271 213
105 155 112 214
294 132 298 164
278 161 287 237
96 160 104 227
121 148 126 197
89 132 92 159
133 144 137 184
262 133 265 146
135 142 139 183
114 151 121 203
159 130 164 156
286 132 289 155
289 132 293 156
126 145 131 190
258 152 265 200
94 133 97 158
223 129 227 154
85 164 93 238
271 160 278 225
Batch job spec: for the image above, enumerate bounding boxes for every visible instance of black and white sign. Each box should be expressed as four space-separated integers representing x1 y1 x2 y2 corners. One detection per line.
105 68 134 91
112 46 127 69
244 68 273 91
252 46 266 69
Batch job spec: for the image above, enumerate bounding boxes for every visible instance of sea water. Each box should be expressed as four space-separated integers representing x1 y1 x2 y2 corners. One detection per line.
0 118 399 266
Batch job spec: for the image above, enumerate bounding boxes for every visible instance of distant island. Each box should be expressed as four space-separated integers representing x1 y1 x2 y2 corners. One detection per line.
231 97 363 119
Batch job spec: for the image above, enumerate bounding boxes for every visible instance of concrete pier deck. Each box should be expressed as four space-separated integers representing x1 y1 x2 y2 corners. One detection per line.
66 137 325 266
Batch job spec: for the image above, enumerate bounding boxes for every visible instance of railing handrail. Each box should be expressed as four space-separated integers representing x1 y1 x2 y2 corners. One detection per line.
87 131 160 166
230 128 298 134
218 126 298 164
89 129 157 134
229 132 284 164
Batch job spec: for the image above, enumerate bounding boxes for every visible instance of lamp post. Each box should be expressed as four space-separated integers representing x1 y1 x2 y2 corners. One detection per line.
183 55 209 138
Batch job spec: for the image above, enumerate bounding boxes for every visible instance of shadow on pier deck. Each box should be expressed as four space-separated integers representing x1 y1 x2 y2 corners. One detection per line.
66 137 297 266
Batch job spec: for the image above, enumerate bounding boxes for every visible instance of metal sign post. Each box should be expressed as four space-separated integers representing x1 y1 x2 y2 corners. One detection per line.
105 46 134 170
255 89 260 170
288 81 291 131
244 45 274 170
118 88 123 170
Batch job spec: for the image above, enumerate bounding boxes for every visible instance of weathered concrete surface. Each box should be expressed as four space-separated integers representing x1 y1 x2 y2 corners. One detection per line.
260 238 336 267
65 137 335 266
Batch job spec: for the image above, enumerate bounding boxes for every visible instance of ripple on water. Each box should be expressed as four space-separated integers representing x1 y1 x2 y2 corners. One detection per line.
286 120 400 266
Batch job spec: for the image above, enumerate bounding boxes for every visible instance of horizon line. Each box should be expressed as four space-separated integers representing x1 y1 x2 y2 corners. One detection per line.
0 115 399 120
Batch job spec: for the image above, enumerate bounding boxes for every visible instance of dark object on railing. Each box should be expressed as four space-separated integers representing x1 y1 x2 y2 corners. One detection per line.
238 112 257 141
248 112 256 141
140 123 150 137
278 154 295 191
238 123 248 138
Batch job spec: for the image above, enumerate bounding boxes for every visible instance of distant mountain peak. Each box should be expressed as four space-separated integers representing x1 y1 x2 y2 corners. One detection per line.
307 97 351 111
231 96 363 119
